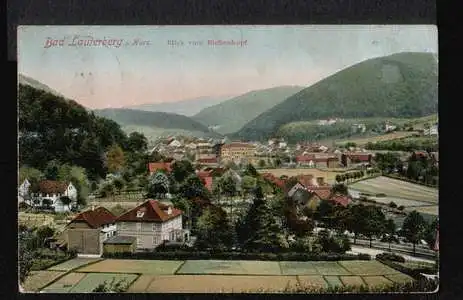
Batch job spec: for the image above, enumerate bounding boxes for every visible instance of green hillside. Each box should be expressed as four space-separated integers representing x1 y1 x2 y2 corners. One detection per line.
94 108 221 140
192 86 305 134
18 73 66 98
235 52 438 141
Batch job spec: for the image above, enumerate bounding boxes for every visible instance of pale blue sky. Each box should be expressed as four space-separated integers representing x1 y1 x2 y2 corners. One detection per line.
18 25 438 109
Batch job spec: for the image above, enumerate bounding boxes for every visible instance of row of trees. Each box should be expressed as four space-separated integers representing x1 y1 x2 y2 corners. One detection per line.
365 137 438 152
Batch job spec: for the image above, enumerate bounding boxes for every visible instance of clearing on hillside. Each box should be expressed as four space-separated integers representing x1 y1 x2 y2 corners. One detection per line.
349 176 438 203
76 259 184 275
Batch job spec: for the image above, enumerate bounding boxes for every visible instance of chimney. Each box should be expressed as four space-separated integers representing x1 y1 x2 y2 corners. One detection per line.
316 177 325 186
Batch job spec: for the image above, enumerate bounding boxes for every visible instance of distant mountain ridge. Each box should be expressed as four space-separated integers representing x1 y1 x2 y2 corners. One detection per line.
192 85 306 134
235 52 438 141
124 95 236 116
93 108 222 141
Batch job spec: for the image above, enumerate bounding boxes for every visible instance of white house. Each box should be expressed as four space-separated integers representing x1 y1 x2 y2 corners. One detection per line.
168 139 182 148
18 178 31 198
115 199 189 250
27 180 78 213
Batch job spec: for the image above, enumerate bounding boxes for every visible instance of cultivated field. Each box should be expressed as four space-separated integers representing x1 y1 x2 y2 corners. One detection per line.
18 213 55 228
349 176 438 204
259 168 344 184
22 271 66 292
35 259 414 293
48 257 103 272
336 131 418 146
77 259 184 275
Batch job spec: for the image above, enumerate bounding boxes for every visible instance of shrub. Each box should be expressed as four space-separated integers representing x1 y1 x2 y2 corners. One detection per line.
397 205 405 211
376 193 387 197
376 252 405 263
388 201 398 208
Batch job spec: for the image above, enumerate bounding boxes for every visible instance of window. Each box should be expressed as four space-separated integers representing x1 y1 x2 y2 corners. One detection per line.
136 222 142 231
152 223 157 231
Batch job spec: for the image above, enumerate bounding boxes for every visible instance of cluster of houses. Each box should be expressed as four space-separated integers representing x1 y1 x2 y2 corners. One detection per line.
52 199 189 256
149 135 376 171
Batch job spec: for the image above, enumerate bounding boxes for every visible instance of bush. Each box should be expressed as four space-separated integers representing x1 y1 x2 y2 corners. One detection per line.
376 252 405 263
376 193 387 197
397 205 405 211
388 201 398 208
102 250 371 261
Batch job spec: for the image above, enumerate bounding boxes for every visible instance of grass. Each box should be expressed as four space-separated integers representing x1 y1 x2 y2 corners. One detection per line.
296 275 329 288
22 271 66 292
384 273 415 284
336 131 418 146
349 176 438 203
176 260 281 275
340 276 365 287
324 276 343 287
76 259 184 275
48 257 103 272
339 260 400 276
279 261 319 275
40 272 87 293
67 272 138 293
362 276 394 287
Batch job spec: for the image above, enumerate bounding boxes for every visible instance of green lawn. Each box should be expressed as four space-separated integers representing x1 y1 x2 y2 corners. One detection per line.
76 259 184 275
311 262 352 276
48 258 103 272
41 272 87 293
68 273 138 293
176 260 281 275
339 261 400 276
279 261 319 275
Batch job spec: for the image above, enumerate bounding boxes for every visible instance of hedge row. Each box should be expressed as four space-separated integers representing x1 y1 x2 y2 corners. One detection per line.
103 250 371 261
377 258 436 280
375 252 405 263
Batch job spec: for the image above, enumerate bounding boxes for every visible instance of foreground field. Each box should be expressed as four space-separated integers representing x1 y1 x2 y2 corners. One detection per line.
349 176 438 204
32 259 414 293
259 168 344 184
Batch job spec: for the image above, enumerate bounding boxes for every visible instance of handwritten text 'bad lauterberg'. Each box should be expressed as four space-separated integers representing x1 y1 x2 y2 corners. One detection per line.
43 36 151 48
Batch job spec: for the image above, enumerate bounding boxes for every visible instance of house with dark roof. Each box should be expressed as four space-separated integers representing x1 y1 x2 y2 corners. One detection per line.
115 199 188 250
65 206 117 255
24 179 78 213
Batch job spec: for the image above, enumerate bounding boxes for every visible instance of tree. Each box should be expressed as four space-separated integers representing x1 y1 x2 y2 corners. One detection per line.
113 177 125 195
243 163 259 177
335 174 342 183
331 183 348 195
171 160 195 183
57 164 90 206
423 218 438 250
180 174 207 200
196 206 234 250
44 160 60 180
362 206 386 248
347 204 368 244
36 225 55 247
384 219 397 251
59 196 73 211
19 166 44 186
241 176 257 197
125 132 148 153
18 231 34 284
104 144 126 174
237 188 283 252
258 159 266 168
402 211 427 255
147 172 170 198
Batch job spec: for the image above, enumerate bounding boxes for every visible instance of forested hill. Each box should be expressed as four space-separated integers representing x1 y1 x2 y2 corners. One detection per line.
192 86 305 134
235 52 438 141
18 84 130 180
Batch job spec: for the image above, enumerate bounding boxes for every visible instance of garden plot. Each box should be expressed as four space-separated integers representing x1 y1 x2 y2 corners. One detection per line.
40 272 87 293
311 262 352 276
279 261 319 275
339 261 400 276
48 257 103 272
362 275 394 287
324 276 343 288
68 273 138 293
384 273 414 284
350 177 438 203
22 271 66 292
296 275 329 289
340 276 365 287
76 259 183 275
177 260 281 275
144 275 300 293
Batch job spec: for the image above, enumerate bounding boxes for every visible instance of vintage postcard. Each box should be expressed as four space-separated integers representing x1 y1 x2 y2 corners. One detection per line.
18 25 438 293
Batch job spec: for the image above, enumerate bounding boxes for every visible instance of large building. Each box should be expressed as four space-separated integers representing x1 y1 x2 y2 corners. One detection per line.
115 200 189 250
220 142 257 165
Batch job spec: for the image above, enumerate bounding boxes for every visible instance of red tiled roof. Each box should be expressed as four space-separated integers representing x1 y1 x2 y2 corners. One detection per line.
116 200 182 223
297 175 314 188
296 155 315 162
38 180 69 194
330 194 352 207
148 162 172 173
197 158 218 164
222 142 255 149
69 207 117 229
347 153 372 162
262 173 286 188
307 187 332 200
